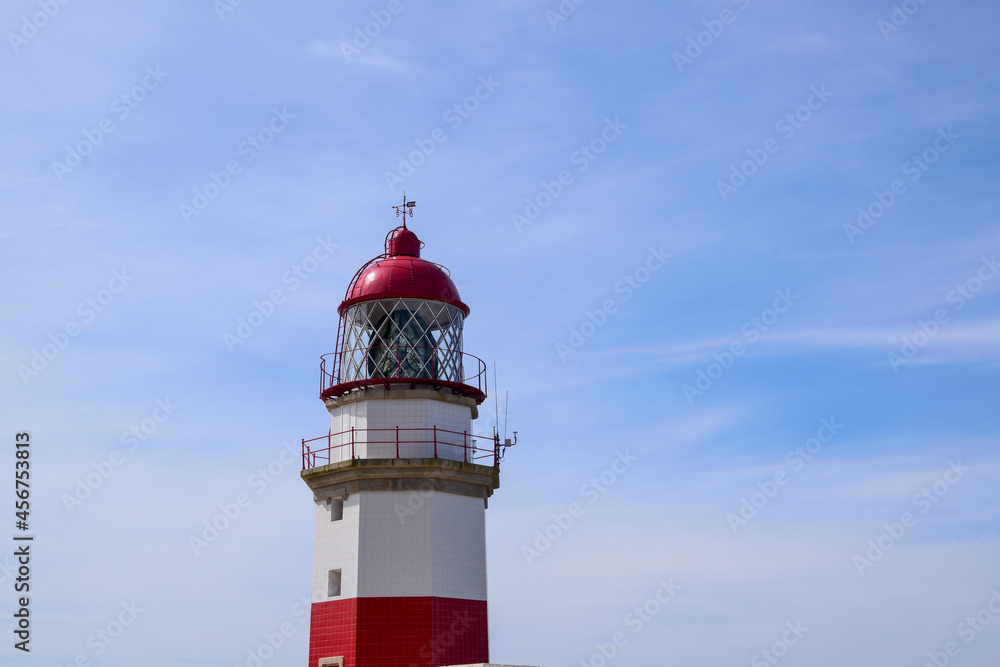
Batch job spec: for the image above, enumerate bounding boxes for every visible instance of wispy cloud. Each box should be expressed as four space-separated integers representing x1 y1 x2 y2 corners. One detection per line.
606 319 1000 368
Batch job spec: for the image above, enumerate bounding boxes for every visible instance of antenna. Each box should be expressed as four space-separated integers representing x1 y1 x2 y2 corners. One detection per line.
504 391 509 443
392 191 416 229
491 363 517 465
492 362 498 431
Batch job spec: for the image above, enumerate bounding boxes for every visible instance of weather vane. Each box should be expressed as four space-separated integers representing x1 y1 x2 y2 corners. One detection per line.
392 192 416 229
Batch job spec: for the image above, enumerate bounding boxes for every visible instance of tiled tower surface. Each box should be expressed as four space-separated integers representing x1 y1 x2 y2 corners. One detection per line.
301 217 501 667
303 391 498 667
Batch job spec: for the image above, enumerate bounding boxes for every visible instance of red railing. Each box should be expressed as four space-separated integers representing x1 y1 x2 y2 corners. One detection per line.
319 346 487 403
301 426 498 471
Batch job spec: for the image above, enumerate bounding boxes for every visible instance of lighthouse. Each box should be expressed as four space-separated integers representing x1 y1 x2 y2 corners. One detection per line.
300 200 500 667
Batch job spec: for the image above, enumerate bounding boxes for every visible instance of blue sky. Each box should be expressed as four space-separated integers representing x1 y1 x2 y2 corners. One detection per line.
2 0 999 665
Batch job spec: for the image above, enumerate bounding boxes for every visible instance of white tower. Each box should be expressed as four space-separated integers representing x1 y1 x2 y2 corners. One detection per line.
301 206 499 667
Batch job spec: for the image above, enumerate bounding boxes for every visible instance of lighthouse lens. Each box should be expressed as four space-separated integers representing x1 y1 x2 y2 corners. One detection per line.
368 308 436 379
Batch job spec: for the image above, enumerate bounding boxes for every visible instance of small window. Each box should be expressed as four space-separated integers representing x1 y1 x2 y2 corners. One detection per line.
328 569 342 598
330 499 344 522
319 658 344 667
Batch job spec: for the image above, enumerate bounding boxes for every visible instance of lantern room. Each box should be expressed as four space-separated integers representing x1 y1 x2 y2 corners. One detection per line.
320 221 486 404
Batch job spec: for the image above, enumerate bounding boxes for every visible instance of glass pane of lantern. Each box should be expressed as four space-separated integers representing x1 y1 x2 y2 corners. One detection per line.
338 300 466 384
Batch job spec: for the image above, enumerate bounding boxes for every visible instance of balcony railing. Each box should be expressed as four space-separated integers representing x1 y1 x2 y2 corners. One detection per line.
301 426 498 471
319 345 487 402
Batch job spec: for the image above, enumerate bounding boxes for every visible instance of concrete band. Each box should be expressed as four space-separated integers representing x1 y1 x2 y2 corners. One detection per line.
302 457 499 503
324 386 480 419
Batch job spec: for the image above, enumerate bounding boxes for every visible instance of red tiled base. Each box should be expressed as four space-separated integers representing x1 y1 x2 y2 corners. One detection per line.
308 596 488 667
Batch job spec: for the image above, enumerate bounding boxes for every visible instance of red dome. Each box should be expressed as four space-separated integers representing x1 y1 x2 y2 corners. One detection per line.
338 227 469 316
386 227 421 257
